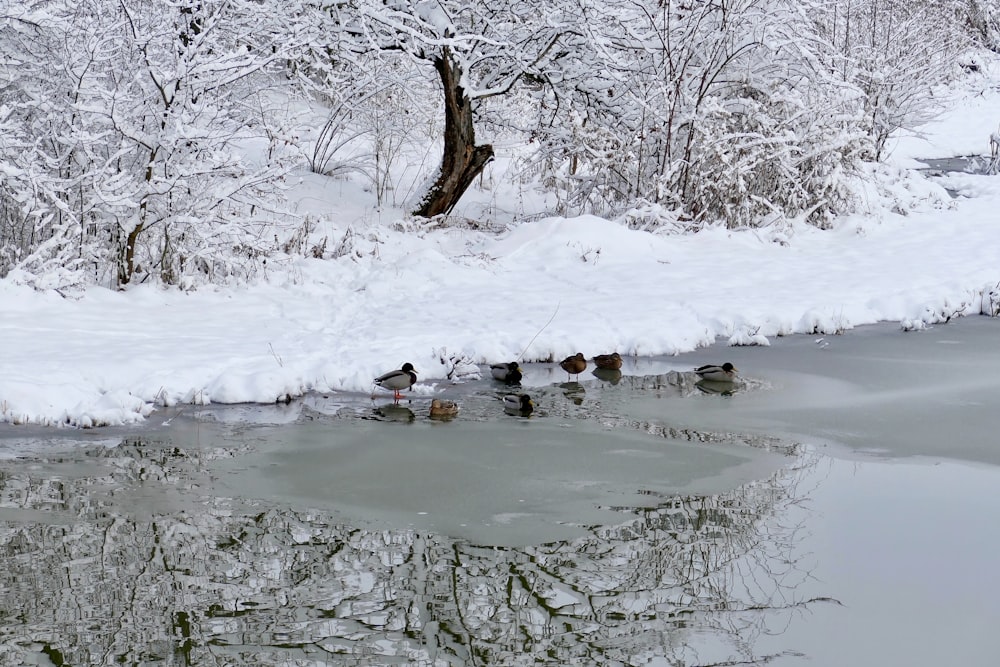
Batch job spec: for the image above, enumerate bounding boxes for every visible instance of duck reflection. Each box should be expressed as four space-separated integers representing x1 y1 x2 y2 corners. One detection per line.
373 403 416 422
560 381 586 405
696 379 741 396
592 367 623 385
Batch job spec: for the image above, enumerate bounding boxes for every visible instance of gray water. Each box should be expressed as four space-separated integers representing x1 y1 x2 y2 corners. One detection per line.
1 317 999 666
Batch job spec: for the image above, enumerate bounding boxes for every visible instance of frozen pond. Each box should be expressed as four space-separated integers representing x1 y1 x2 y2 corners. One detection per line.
1 317 999 665
616 315 1000 465
221 419 788 546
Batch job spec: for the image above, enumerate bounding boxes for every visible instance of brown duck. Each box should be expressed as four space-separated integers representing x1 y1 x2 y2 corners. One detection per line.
429 398 460 419
593 352 623 370
559 352 587 379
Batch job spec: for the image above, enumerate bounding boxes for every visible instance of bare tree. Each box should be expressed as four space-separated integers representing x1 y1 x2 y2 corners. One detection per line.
343 0 578 218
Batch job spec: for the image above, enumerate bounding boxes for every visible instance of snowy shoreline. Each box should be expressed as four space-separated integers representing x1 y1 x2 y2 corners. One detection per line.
1 202 998 428
4 60 1000 428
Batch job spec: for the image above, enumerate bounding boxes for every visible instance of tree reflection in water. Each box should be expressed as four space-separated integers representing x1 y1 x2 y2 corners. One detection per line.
0 436 824 666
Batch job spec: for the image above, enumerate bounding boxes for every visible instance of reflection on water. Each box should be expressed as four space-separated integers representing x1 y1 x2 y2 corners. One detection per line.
599 370 752 400
373 403 416 423
695 379 739 396
592 368 623 385
559 380 586 405
0 436 818 666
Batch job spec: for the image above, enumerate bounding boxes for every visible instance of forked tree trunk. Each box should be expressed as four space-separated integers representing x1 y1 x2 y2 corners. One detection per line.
413 47 494 218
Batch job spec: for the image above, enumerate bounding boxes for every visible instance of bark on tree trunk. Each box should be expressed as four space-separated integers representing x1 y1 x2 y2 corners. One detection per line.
118 148 157 287
413 47 494 218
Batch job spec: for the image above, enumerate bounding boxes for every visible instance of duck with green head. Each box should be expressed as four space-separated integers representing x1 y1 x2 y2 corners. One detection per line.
490 361 523 385
694 362 738 382
374 362 418 399
503 393 534 416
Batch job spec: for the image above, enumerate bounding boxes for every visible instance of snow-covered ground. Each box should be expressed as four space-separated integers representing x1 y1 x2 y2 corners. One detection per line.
3 67 1000 427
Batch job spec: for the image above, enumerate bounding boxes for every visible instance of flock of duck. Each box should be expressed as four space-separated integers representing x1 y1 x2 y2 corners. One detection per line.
373 356 740 420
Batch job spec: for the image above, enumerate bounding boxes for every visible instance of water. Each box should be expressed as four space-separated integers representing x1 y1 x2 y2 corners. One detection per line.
613 316 1000 465
224 419 787 546
1 317 999 666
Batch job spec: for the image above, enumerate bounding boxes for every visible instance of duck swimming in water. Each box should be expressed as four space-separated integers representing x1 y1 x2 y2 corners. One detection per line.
694 362 738 382
503 393 534 416
429 398 459 419
490 361 523 385
559 352 587 380
374 362 418 399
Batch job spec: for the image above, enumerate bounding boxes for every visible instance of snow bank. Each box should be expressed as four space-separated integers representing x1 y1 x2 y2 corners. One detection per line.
3 63 1000 427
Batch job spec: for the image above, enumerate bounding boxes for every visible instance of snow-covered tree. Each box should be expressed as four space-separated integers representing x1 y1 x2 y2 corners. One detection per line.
340 0 580 217
91 0 314 286
965 0 1000 51
0 3 81 286
523 0 866 227
521 0 967 228
813 0 966 161
2 0 312 288
0 0 990 289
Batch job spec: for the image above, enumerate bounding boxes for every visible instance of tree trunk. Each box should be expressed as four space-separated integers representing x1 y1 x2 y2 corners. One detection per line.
117 148 158 287
413 47 494 218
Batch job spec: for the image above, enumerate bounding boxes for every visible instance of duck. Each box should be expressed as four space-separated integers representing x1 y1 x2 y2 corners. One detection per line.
593 352 623 370
503 393 534 416
373 362 418 399
429 398 460 419
490 361 523 385
559 352 587 380
694 362 738 382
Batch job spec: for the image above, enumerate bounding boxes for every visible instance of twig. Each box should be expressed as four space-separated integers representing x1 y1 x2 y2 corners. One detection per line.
268 342 284 367
515 301 560 362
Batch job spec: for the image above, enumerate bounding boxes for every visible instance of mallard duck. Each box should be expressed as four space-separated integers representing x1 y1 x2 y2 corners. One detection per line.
490 361 523 385
374 362 417 399
559 352 587 379
429 398 459 419
593 352 623 370
694 362 738 382
503 393 534 416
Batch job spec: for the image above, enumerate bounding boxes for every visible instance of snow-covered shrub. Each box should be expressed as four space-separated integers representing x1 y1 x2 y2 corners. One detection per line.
522 0 875 230
518 0 971 230
811 0 965 161
965 0 1000 52
980 282 1000 316
679 83 866 229
616 201 698 234
903 296 975 330
728 326 771 347
1 0 306 289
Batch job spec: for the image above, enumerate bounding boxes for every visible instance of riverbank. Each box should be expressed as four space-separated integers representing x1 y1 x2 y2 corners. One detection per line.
2 59 1000 427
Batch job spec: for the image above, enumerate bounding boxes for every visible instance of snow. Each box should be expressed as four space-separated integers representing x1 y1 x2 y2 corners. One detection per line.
3 70 1000 427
